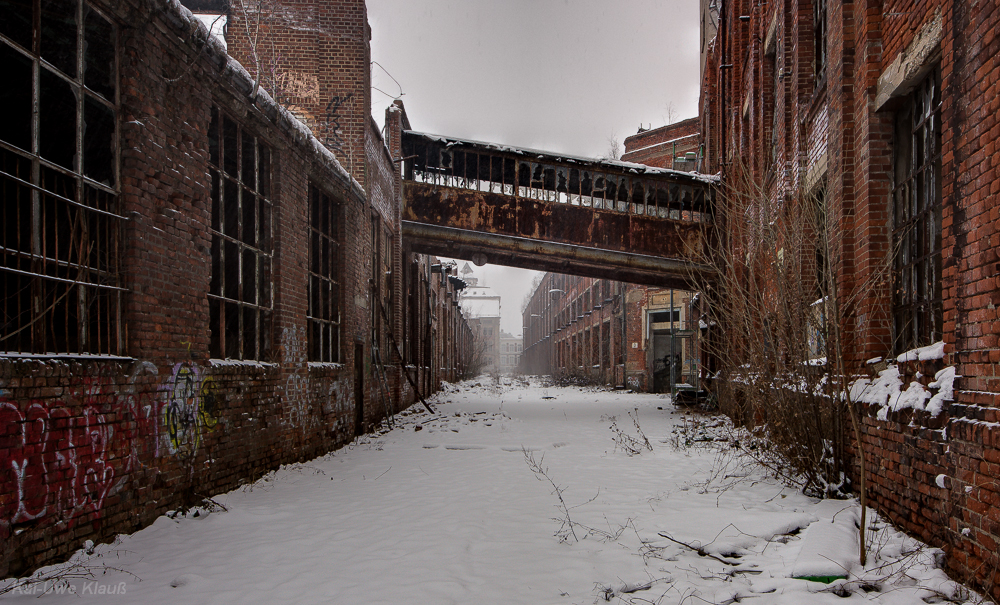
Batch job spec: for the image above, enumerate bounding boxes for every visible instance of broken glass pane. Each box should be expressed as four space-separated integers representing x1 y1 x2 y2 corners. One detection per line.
83 6 114 99
0 42 32 151
41 0 78 78
83 94 114 185
40 67 77 170
0 0 33 49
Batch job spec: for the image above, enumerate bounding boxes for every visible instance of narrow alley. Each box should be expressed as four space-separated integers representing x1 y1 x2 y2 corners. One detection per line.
2 378 971 604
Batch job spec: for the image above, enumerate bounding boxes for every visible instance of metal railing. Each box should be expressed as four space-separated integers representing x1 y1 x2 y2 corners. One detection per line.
402 131 714 223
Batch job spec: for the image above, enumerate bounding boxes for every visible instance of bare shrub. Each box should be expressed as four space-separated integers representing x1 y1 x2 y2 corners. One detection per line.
691 162 899 565
609 409 653 456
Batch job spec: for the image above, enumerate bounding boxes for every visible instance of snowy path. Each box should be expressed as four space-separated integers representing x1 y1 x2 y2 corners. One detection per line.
1 378 981 604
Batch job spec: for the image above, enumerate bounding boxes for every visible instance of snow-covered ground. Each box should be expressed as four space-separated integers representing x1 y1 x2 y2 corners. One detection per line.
1 378 987 604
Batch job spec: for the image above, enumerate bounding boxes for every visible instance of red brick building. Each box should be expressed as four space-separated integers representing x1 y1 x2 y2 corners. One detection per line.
521 118 704 392
521 274 699 393
622 117 701 171
701 0 1000 597
0 0 474 577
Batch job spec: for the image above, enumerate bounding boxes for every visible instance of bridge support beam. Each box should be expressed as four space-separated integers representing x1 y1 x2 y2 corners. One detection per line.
402 221 712 289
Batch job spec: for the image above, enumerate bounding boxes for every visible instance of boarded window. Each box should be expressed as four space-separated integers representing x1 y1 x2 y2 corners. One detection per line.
892 66 942 352
308 183 341 362
207 107 273 360
1 0 123 356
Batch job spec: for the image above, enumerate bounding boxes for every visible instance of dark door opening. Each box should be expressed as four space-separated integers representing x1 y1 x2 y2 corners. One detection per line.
354 343 365 436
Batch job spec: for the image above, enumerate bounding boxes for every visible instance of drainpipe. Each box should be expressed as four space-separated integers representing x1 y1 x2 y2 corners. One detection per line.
620 281 627 387
720 0 727 170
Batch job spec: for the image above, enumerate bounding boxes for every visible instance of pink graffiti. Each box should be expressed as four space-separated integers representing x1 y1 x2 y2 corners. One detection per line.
0 400 114 529
0 363 161 531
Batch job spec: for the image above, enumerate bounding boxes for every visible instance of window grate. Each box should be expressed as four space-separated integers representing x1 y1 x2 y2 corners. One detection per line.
207 107 273 360
307 183 341 363
892 66 942 353
0 0 123 356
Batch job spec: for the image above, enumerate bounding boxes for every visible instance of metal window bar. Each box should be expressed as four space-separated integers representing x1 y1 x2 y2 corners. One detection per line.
307 183 341 362
207 107 274 360
1 1 123 356
891 67 942 352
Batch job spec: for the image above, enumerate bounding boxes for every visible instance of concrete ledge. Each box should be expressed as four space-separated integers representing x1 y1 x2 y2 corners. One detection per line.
875 9 942 111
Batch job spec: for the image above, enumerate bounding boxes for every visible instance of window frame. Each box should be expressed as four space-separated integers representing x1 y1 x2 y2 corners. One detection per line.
307 182 341 363
891 66 943 353
1 0 124 356
813 0 828 86
207 106 274 361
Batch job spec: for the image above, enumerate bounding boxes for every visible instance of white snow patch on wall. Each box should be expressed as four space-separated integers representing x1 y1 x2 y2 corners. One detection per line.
850 358 956 420
896 340 945 363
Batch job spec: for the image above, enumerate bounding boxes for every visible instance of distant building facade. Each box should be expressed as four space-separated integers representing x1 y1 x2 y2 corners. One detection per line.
520 274 698 393
621 117 701 171
458 265 501 374
499 332 522 374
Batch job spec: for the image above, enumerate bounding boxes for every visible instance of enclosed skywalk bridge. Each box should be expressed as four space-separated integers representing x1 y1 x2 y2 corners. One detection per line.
399 131 717 288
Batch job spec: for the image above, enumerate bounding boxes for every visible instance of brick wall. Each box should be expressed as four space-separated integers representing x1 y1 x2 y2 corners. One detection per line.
0 0 474 578
622 117 701 169
701 0 1000 598
226 0 371 185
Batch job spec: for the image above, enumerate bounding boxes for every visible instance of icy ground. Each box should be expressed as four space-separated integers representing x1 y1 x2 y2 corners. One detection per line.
1 377 988 604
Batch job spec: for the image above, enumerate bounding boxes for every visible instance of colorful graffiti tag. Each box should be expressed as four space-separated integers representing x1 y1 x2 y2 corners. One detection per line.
0 363 159 530
0 361 228 531
162 363 221 459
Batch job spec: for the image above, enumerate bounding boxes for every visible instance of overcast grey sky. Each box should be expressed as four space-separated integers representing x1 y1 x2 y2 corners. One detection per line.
367 0 702 336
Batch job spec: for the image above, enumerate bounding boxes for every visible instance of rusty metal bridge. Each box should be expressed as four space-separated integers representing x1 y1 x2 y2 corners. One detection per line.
400 131 716 287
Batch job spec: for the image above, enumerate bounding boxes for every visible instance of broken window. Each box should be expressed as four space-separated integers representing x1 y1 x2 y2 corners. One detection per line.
308 183 341 363
892 66 942 353
650 309 681 324
207 107 273 360
814 0 827 85
1 0 123 355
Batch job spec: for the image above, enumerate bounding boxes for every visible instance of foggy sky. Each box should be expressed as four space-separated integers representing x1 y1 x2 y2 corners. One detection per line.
367 0 702 335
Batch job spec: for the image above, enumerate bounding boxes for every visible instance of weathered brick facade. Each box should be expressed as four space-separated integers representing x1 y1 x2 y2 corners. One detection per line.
0 0 475 578
701 0 1000 597
522 274 698 393
622 117 701 171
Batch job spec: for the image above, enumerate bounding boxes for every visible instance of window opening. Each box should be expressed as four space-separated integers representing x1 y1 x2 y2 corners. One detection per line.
892 66 942 352
1 0 122 356
308 183 341 362
207 106 273 360
814 0 827 84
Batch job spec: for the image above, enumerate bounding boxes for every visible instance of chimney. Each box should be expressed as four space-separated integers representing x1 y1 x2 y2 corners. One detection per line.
225 0 372 184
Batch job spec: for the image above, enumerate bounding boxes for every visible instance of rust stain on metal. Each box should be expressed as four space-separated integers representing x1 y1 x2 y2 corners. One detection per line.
400 130 715 277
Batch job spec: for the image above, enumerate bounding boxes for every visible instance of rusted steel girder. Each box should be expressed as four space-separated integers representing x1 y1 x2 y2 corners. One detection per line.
402 182 707 261
399 130 717 287
402 221 714 289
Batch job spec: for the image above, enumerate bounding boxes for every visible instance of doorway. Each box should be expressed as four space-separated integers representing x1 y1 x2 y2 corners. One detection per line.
354 343 364 436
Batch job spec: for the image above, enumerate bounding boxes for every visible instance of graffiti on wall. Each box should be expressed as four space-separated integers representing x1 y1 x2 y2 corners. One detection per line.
280 326 311 431
162 363 222 460
0 360 230 531
0 363 158 531
0 400 114 529
322 93 353 153
0 345 357 531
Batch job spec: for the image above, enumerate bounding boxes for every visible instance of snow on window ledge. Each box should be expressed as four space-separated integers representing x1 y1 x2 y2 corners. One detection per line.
896 340 945 363
208 358 277 369
308 362 344 370
0 352 135 362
